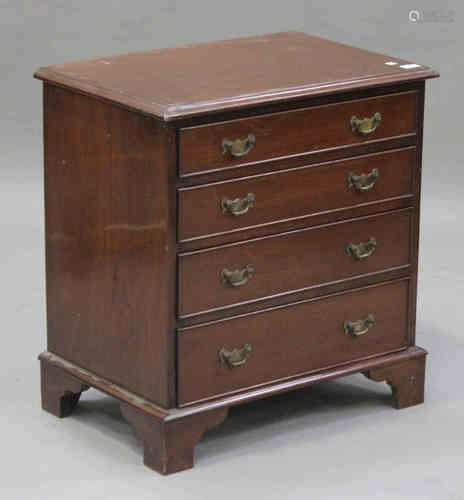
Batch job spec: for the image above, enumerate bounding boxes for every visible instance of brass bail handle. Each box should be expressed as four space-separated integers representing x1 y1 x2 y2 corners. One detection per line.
350 112 382 136
221 264 254 287
222 134 256 158
348 168 380 192
344 314 375 337
221 193 256 216
346 237 377 261
219 344 252 367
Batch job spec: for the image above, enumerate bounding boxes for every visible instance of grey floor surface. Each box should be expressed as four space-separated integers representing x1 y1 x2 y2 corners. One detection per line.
1 145 463 499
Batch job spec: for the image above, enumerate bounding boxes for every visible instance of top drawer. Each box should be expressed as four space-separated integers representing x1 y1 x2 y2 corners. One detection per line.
179 91 418 177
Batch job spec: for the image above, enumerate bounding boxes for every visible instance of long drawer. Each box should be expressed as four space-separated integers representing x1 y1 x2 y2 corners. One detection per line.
177 279 409 405
179 91 418 176
178 148 415 241
178 209 411 317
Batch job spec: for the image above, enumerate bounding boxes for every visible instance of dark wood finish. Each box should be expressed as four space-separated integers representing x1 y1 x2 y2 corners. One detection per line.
39 351 170 419
179 209 412 317
178 196 415 253
39 346 426 472
178 136 417 188
179 91 417 176
364 351 426 408
178 279 409 406
407 82 425 345
196 346 427 410
34 32 438 120
120 403 228 475
178 267 411 328
175 82 424 188
39 346 426 417
36 32 437 474
174 81 424 130
179 147 415 242
40 358 89 417
43 84 177 408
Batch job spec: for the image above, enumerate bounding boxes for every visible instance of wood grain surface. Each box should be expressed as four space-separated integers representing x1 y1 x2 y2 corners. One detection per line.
179 209 412 317
34 32 438 120
179 91 417 175
43 85 177 407
179 147 415 241
178 279 409 405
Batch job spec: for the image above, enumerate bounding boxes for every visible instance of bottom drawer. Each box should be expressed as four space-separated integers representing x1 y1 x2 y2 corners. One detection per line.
177 279 409 406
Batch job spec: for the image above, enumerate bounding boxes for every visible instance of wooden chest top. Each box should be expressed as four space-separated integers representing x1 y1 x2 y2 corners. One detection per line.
34 31 438 120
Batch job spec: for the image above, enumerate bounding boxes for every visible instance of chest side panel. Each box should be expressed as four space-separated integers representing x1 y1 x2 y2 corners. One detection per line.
43 84 177 407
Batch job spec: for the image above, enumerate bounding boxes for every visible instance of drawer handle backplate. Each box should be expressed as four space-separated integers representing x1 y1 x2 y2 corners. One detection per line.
219 344 252 367
350 112 382 136
346 237 377 260
221 193 255 216
221 264 254 287
222 134 256 157
348 168 379 192
344 314 375 337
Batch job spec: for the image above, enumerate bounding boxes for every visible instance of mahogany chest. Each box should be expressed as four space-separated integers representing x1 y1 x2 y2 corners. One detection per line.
35 32 439 474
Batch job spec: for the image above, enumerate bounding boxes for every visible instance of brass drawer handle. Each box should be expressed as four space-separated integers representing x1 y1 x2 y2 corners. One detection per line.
221 264 254 287
350 112 382 136
219 344 252 367
348 168 379 192
222 134 256 157
221 193 255 216
344 314 375 337
346 237 377 260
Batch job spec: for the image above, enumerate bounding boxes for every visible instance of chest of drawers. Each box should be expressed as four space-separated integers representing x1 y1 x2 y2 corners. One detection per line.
35 32 438 474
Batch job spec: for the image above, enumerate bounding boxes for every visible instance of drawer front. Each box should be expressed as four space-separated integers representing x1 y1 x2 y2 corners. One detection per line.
179 148 415 241
178 279 409 405
179 92 417 176
178 210 411 317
